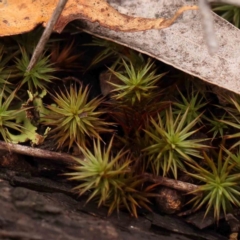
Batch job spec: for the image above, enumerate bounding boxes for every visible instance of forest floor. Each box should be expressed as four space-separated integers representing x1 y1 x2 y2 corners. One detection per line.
0 151 227 240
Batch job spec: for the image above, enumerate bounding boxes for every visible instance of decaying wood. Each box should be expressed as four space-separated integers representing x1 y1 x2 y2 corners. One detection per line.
0 171 227 239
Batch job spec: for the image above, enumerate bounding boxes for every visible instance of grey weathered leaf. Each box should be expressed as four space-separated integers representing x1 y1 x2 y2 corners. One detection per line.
80 0 240 94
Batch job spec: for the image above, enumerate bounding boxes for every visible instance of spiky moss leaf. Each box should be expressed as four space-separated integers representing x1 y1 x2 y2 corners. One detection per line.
15 47 57 92
42 84 112 150
205 113 229 140
223 95 240 121
212 4 240 28
186 147 240 222
108 58 167 106
65 137 156 217
143 106 209 179
222 146 240 172
106 96 169 135
0 45 20 96
65 137 130 205
84 37 126 71
50 40 83 71
10 27 59 54
0 45 11 84
86 37 148 73
220 98 240 148
106 174 158 218
0 88 27 142
173 89 207 125
105 94 169 170
11 27 44 54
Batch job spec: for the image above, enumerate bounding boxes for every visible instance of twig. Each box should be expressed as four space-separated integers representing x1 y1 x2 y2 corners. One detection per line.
143 173 199 194
27 0 68 71
0 141 76 166
199 0 218 55
0 141 202 194
0 141 200 193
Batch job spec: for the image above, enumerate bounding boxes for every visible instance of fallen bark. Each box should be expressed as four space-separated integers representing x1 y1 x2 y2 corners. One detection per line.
0 171 227 240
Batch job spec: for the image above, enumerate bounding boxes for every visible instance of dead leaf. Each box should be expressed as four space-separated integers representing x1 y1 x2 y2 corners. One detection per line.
1 0 240 96
0 0 197 36
0 1 55 36
78 0 240 95
55 1 198 33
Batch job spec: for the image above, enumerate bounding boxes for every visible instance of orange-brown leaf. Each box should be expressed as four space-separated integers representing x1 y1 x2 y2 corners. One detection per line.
0 0 198 36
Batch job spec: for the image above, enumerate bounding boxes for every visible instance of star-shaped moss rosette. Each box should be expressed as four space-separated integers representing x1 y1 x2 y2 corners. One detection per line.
15 46 57 92
186 147 240 222
0 88 26 143
220 97 240 148
206 112 229 140
42 84 112 150
108 58 167 106
65 137 157 217
65 137 130 205
173 89 207 125
143 106 209 179
0 45 18 96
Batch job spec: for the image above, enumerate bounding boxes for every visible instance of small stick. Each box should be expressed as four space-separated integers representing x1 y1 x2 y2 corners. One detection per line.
143 173 199 194
0 141 200 193
199 0 218 55
0 141 76 166
27 0 68 71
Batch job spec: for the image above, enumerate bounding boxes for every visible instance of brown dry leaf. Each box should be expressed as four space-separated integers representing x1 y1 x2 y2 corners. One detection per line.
1 0 240 95
0 0 197 36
